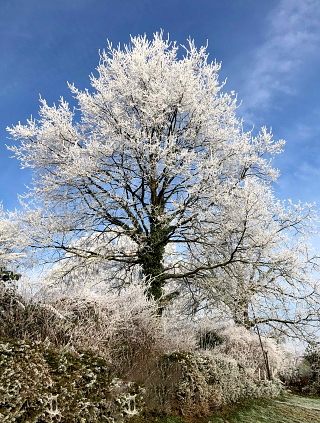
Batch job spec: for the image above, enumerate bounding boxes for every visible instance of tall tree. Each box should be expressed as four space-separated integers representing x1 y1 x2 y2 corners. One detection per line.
6 32 317 303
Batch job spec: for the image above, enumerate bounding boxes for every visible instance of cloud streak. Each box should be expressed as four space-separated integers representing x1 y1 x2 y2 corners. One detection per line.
240 0 320 118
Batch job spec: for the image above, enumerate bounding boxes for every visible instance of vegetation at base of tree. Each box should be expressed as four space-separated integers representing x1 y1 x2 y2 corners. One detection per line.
0 338 143 422
1 273 320 422
0 281 286 422
0 335 285 423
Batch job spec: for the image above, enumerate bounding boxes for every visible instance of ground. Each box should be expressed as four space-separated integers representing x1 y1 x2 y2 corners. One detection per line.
133 395 320 423
207 395 320 423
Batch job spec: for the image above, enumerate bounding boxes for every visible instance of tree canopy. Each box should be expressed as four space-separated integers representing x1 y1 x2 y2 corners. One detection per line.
5 32 320 337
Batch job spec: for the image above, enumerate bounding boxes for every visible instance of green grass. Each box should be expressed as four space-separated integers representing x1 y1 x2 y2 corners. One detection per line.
131 395 320 423
207 395 320 422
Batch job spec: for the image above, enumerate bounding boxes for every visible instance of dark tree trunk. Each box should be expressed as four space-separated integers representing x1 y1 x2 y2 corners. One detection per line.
234 300 252 329
138 222 168 300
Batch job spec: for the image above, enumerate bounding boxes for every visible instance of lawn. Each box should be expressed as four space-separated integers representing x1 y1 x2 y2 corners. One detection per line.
134 395 320 423
206 395 320 422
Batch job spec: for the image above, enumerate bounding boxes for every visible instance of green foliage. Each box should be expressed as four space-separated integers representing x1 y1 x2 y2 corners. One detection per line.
0 338 145 422
198 329 224 350
0 267 20 283
301 344 320 395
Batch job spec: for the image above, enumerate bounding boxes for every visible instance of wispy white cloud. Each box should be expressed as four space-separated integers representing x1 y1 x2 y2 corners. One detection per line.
240 0 320 119
295 161 320 181
283 121 320 145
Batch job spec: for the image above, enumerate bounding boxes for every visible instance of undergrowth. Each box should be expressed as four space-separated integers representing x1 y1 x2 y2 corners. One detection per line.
0 280 288 422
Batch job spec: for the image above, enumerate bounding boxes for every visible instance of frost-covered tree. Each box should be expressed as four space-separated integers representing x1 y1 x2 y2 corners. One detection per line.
6 32 318 305
0 204 23 303
0 204 23 271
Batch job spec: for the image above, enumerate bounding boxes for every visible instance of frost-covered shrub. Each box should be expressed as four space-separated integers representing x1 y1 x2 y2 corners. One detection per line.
0 340 53 422
143 350 283 419
165 316 284 380
0 338 284 422
0 280 75 345
0 280 35 339
209 323 283 380
1 279 287 421
1 281 170 375
47 283 169 375
161 315 199 353
0 338 144 422
276 347 307 393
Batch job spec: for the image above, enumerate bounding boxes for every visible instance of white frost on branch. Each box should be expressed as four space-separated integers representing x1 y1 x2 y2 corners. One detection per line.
5 32 320 338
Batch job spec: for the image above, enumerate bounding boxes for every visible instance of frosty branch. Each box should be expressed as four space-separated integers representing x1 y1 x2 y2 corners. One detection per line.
5 31 319 331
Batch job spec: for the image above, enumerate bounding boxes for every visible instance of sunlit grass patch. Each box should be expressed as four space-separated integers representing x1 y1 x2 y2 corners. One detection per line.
130 396 320 423
206 396 320 423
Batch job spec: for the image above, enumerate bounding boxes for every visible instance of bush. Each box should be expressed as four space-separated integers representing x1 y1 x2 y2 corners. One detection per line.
0 283 286 420
139 350 284 420
198 329 224 350
0 338 144 422
293 345 320 396
0 280 72 344
209 323 283 381
0 282 168 372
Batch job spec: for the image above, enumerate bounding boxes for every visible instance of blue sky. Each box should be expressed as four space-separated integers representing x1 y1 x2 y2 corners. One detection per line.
1 0 320 219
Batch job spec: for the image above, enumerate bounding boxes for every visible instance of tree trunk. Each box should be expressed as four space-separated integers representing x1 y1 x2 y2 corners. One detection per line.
138 223 168 300
234 300 252 329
